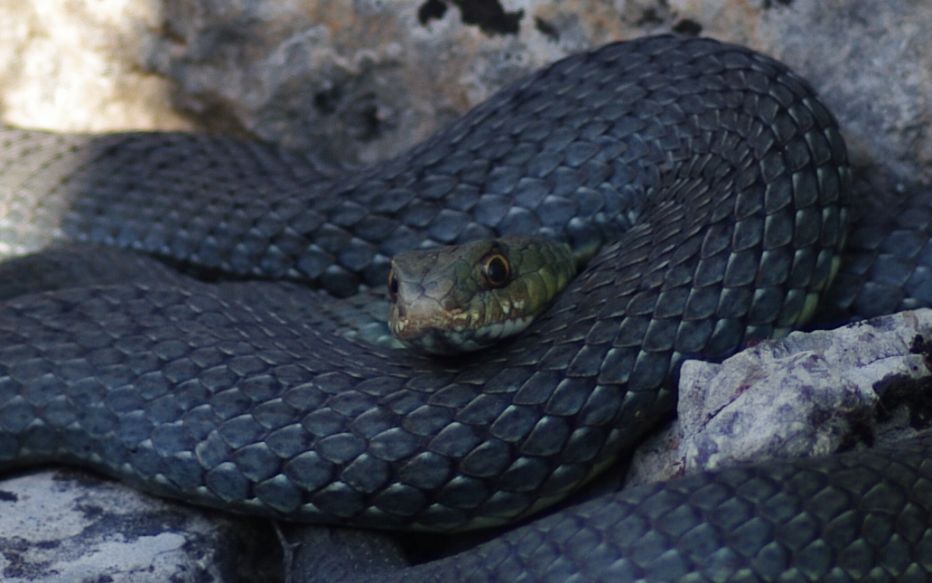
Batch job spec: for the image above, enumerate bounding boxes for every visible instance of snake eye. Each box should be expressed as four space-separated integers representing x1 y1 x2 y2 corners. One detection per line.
388 269 399 301
482 253 511 288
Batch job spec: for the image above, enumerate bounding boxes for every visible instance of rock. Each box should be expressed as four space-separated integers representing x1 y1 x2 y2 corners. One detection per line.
0 469 279 583
0 0 927 182
626 309 932 486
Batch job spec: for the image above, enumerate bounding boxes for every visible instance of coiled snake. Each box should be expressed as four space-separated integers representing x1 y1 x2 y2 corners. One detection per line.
1 35 932 580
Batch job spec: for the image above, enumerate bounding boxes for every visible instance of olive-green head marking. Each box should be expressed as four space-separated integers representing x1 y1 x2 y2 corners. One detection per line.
388 237 576 355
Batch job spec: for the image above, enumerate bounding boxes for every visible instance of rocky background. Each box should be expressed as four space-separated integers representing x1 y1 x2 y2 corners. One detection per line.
0 0 928 183
0 0 929 581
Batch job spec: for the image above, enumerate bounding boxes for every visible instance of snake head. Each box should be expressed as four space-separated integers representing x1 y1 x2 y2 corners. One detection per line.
387 237 576 355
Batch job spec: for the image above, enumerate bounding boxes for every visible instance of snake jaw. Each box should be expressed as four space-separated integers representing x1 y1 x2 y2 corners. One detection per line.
389 294 488 354
473 315 534 341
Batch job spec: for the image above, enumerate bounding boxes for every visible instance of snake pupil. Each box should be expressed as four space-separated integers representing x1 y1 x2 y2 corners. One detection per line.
483 254 510 288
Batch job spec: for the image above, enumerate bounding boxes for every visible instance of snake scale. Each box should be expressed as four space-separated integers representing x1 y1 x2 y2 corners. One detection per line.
2 34 932 580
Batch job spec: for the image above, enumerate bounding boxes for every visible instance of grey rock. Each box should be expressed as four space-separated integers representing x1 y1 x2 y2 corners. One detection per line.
626 309 932 486
0 469 278 583
0 0 927 181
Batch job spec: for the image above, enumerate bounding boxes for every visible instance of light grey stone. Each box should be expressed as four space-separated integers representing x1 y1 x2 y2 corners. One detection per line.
626 309 932 486
0 469 277 583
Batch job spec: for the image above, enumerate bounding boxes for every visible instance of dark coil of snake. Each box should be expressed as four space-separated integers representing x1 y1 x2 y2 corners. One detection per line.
1 35 932 581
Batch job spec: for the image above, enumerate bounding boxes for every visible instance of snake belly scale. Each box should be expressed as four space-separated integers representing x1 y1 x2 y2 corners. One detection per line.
0 33 865 536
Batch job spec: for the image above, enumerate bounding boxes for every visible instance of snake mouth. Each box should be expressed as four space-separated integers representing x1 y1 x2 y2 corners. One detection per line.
389 306 464 353
389 302 535 354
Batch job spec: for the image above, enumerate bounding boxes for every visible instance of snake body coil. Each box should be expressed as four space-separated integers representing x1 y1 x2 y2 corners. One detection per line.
1 35 932 579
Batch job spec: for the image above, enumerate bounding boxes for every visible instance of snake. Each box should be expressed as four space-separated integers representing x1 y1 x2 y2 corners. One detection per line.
1 34 932 580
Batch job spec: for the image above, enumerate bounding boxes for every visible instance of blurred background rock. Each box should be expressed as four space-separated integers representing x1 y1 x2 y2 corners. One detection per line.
0 0 928 184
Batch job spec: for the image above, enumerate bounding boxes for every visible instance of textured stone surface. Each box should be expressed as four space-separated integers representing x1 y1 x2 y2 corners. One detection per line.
626 308 932 486
0 0 927 181
0 469 277 582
